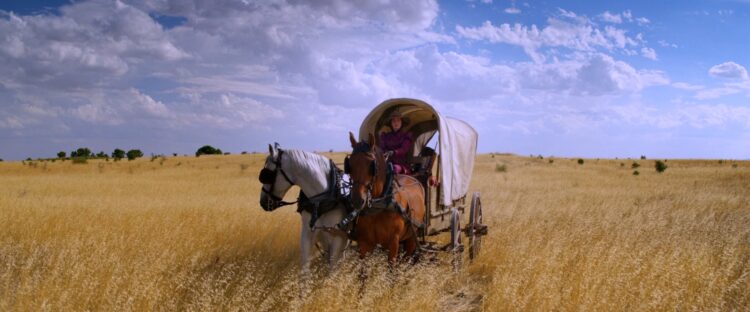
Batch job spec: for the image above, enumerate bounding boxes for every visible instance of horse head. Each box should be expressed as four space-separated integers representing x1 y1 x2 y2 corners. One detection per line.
346 132 386 210
259 142 295 211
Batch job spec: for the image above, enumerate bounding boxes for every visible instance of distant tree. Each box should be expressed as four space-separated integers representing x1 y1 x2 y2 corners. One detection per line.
640 155 647 160
112 149 125 160
57 151 66 159
96 151 108 158
126 149 144 161
173 153 178 157
0 158 3 162
74 147 92 158
195 145 223 157
577 158 584 165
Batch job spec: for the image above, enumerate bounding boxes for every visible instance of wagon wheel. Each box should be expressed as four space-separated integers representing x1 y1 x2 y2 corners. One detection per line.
450 207 463 270
469 192 487 261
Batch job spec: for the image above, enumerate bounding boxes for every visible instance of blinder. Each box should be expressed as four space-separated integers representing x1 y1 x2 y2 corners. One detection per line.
259 168 276 184
370 160 377 176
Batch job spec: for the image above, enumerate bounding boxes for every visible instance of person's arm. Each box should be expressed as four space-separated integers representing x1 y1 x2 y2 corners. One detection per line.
378 133 386 150
393 133 413 158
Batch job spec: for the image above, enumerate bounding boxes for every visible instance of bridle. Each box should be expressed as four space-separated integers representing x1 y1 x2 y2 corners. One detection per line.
344 144 380 211
259 149 297 211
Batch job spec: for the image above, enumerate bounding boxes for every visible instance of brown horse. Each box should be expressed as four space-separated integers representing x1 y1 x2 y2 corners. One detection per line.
347 132 426 265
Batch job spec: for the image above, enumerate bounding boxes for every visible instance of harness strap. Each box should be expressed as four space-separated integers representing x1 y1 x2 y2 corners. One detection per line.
298 159 348 229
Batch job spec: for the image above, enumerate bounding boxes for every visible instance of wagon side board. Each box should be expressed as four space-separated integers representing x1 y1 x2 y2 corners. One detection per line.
426 192 468 235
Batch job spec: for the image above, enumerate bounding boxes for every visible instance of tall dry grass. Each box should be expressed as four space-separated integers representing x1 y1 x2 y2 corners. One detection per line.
1 154 748 311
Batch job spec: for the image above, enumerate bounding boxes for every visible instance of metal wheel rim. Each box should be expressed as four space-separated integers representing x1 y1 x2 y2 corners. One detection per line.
469 192 483 260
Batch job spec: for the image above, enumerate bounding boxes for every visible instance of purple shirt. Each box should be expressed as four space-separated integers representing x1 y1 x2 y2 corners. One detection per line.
379 130 413 174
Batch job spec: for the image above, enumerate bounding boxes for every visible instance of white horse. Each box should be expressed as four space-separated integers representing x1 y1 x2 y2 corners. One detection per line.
259 143 349 272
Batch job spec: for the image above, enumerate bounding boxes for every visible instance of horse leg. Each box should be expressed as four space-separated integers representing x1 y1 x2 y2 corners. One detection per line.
357 241 375 297
326 233 347 271
300 212 316 272
299 212 317 299
358 240 375 259
404 234 418 264
387 235 401 266
323 208 348 271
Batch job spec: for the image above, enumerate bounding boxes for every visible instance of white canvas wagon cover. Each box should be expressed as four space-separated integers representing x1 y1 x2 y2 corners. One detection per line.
358 98 478 206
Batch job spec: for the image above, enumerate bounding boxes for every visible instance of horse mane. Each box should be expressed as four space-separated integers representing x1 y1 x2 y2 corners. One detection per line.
282 149 331 177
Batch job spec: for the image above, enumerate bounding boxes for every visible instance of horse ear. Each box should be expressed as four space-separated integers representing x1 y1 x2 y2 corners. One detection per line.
268 144 274 157
349 131 357 148
368 133 376 151
274 142 281 151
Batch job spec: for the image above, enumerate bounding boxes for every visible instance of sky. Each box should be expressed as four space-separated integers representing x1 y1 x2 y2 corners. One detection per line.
1 0 749 161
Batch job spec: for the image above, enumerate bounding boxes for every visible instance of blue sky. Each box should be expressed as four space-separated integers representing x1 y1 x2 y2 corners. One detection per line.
1 0 749 160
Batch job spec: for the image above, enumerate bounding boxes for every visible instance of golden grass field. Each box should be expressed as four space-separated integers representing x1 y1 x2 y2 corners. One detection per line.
1 153 748 311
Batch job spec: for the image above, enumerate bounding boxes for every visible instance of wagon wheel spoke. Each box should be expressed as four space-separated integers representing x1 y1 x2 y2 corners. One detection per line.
469 192 484 261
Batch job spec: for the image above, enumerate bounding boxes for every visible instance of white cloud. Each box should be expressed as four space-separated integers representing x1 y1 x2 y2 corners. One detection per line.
640 47 657 60
70 88 173 125
671 82 704 91
571 53 667 95
609 102 750 129
658 40 678 48
456 21 545 62
695 87 741 100
717 10 734 16
0 116 24 129
600 11 622 23
505 7 521 14
131 89 170 117
622 10 633 21
0 1 187 92
605 26 638 48
708 61 749 80
599 10 650 26
456 12 651 63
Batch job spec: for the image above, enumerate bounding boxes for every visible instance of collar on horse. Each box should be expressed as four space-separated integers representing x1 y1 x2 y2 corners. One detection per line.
297 159 350 229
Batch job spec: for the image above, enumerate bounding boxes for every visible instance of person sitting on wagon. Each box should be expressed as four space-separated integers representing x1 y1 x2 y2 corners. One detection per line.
379 111 413 175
